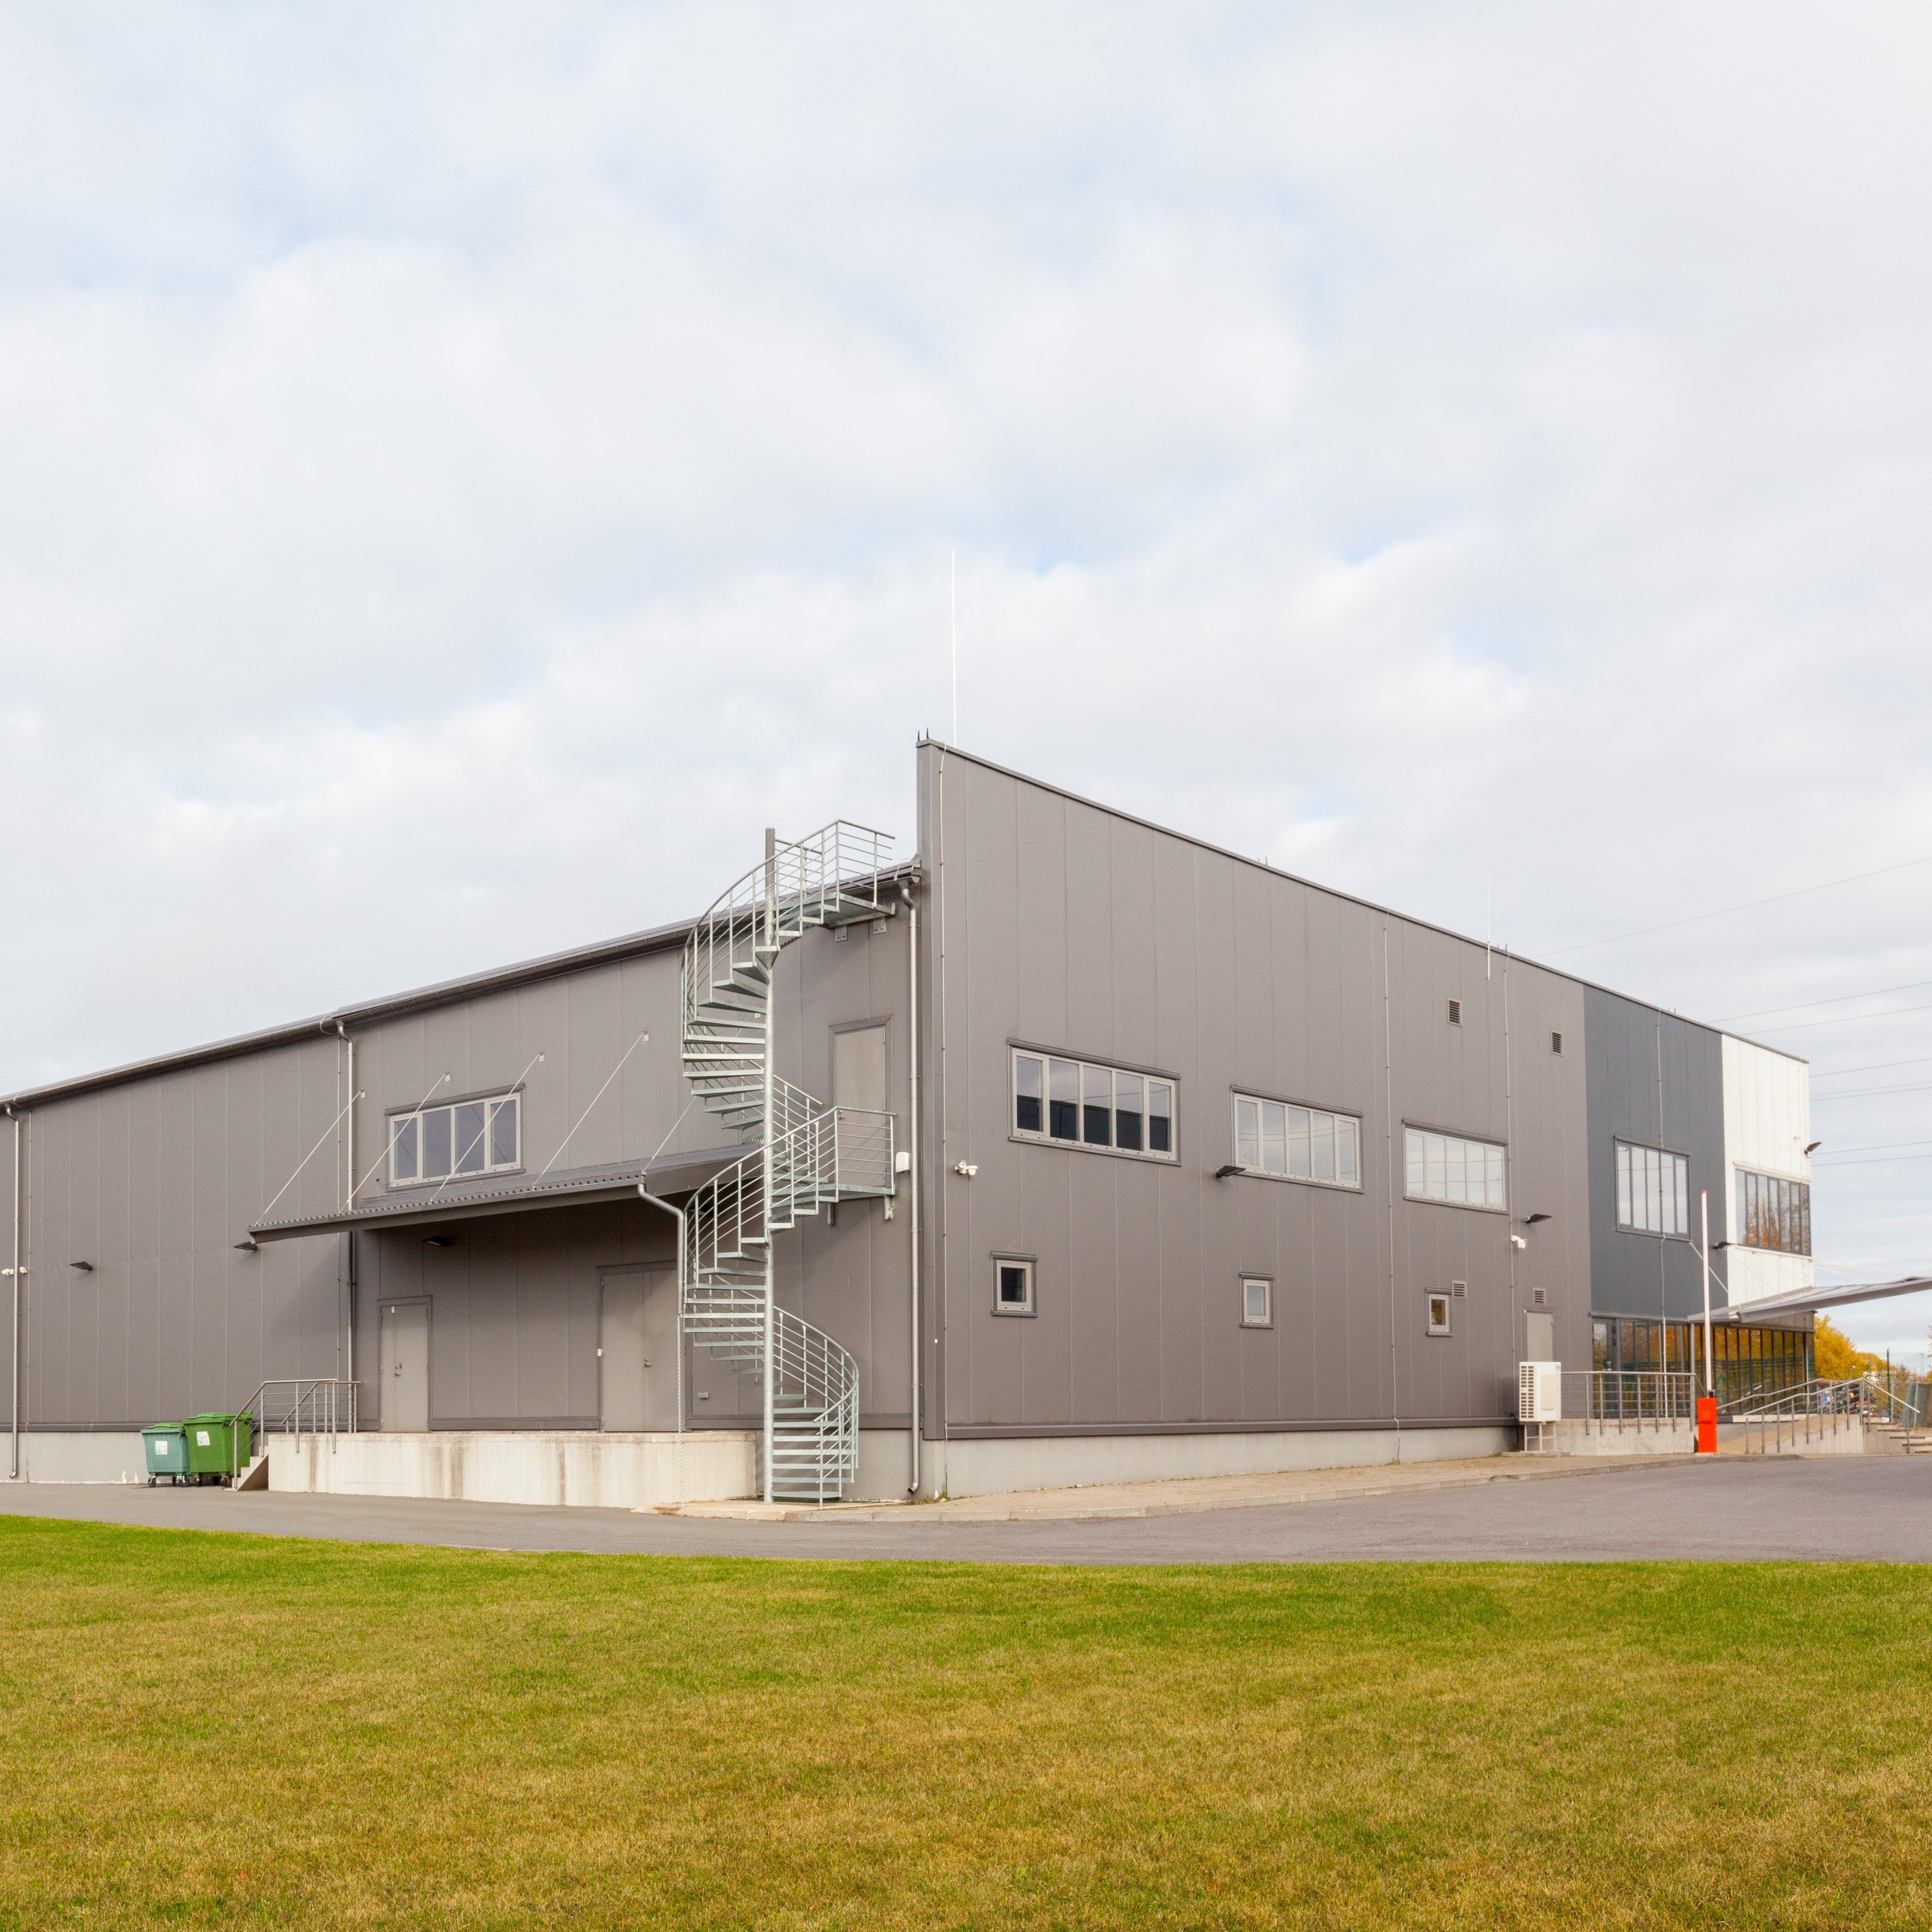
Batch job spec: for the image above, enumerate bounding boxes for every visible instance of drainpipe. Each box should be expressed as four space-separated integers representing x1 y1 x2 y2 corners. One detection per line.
637 1187 688 1510
337 1023 356 1398
903 881 922 1496
6 1106 22 1481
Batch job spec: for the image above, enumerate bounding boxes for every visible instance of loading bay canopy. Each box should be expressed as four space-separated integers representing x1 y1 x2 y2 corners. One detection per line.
1712 1274 1932 1323
247 1148 738 1245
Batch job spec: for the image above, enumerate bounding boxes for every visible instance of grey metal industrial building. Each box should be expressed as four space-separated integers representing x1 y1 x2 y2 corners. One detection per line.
1 742 1830 1504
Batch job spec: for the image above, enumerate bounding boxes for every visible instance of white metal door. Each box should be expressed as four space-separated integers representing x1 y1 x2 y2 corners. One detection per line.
600 1264 678 1432
379 1301 430 1432
1525 1311 1556 1363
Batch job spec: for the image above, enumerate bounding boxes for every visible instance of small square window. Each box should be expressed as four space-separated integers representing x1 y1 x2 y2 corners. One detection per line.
1447 999 1462 1026
1451 1279 1467 1300
1551 1030 1564 1055
1426 1293 1452 1336
993 1258 1035 1316
1241 1278 1272 1328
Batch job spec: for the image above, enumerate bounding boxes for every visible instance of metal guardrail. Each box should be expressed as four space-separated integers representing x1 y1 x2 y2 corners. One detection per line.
1560 1371 1698 1431
1726 1373 1927 1456
232 1377 361 1478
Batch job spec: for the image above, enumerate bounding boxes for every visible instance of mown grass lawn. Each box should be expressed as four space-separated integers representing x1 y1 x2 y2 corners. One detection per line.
1 1520 1928 1929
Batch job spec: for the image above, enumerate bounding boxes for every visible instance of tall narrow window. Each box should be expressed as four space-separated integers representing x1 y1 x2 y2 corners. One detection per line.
1082 1064 1113 1146
1013 1056 1043 1135
1148 1083 1173 1154
1048 1059 1079 1141
1114 1072 1144 1151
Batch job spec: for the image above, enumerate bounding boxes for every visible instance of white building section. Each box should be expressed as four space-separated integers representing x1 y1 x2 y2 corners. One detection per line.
1720 1035 1813 1310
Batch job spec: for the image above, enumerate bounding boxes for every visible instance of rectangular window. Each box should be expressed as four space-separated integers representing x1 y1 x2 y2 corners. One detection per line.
1241 1278 1272 1328
1426 1293 1452 1335
1048 1058 1079 1141
389 1091 522 1187
1231 1093 1361 1190
1615 1140 1689 1238
993 1257 1035 1315
1013 1055 1044 1135
1734 1167 1812 1255
1403 1127 1506 1211
1012 1050 1179 1163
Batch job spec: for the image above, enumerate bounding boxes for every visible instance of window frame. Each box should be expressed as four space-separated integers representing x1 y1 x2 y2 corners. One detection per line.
1229 1090 1364 1193
1426 1292 1452 1337
1008 1046 1179 1166
1734 1166 1812 1257
388 1087 525 1189
991 1253 1037 1317
1402 1123 1508 1214
1239 1276 1273 1329
1614 1138 1691 1241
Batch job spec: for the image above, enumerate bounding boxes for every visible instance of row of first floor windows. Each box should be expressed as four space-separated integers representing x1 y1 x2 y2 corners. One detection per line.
1592 1316 1811 1386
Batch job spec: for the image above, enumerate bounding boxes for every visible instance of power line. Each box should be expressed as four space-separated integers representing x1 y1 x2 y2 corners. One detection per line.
1544 851 1932 957
1813 1054 1932 1081
1812 1136 1932 1160
1718 978 1932 1024
1813 1080 1932 1102
1811 1150 1932 1170
1745 999 1932 1036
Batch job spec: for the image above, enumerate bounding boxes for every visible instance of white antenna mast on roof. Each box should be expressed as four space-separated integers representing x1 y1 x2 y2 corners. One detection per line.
950 549 958 746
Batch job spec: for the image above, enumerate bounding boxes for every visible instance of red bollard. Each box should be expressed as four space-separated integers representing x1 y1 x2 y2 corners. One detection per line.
1697 1394 1717 1455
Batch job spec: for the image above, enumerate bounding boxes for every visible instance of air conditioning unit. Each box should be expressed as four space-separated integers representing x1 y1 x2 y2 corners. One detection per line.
1518 1360 1562 1424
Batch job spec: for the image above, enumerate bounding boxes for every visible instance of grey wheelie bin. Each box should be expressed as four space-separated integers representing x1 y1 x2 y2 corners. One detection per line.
142 1425 190 1486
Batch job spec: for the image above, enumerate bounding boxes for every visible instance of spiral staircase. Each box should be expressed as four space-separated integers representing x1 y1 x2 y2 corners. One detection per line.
679 823 898 1501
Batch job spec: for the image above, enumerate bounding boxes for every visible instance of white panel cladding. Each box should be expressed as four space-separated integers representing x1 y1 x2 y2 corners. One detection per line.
1720 1035 1813 1309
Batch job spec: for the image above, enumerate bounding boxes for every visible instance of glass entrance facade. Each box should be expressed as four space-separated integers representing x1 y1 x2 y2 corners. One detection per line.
1590 1316 1810 1409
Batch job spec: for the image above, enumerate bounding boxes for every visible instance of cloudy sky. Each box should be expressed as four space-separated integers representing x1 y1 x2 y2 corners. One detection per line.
4 4 1930 1358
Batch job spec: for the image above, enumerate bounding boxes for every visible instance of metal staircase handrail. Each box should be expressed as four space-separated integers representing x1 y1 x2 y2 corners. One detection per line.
230 1377 361 1477
674 818 899 1502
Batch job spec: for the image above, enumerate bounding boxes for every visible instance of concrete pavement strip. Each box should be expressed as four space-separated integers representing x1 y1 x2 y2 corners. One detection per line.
660 1451 1695 1524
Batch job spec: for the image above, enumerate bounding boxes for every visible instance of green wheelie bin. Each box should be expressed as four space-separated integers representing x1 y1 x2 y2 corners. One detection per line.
182 1413 254 1486
141 1424 190 1486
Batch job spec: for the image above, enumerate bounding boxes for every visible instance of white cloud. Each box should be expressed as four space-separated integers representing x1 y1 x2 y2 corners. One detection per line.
3 2 1931 1355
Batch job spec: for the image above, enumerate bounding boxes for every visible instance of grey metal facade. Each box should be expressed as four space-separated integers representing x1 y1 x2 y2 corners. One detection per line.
914 744 1591 1445
1 739 1802 1461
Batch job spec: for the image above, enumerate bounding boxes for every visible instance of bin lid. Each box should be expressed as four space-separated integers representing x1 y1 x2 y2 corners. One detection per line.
140 1423 185 1436
181 1412 240 1426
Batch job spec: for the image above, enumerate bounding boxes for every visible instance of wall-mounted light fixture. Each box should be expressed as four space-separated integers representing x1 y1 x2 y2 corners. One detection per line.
69 1260 93 1272
1215 1164 1245 1181
1524 1213 1552 1226
1805 1141 1822 1155
233 1238 259 1254
423 1235 455 1248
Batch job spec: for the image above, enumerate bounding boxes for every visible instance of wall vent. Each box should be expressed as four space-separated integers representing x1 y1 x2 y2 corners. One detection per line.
1551 1030 1563 1054
1451 1279 1467 1299
1532 1286 1548 1307
1447 999 1463 1025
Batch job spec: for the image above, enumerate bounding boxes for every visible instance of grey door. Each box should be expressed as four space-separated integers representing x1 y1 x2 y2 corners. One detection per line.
833 1022 889 1114
1525 1311 1556 1364
379 1301 430 1432
601 1264 679 1432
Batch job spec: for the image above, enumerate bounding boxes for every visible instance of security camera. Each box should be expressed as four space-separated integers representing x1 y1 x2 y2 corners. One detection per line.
954 1162 978 1178
1509 1234 1527 1251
